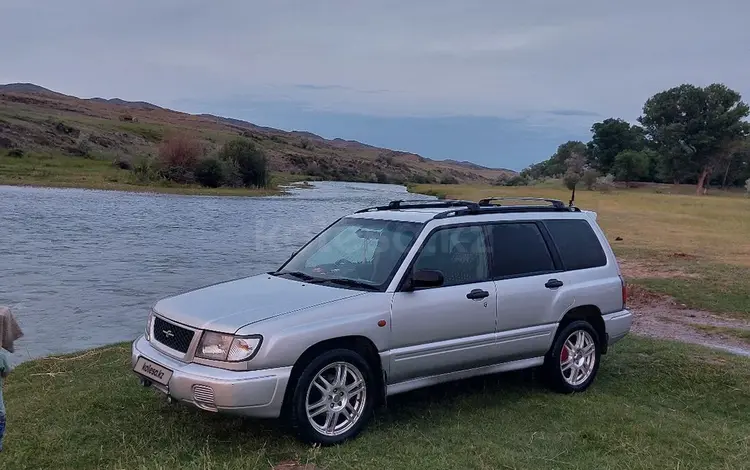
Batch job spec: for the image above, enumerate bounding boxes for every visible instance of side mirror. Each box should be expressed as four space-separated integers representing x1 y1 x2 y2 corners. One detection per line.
410 269 444 289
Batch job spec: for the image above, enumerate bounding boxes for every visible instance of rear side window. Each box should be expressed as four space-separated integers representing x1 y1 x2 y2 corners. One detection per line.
488 223 556 278
544 219 607 271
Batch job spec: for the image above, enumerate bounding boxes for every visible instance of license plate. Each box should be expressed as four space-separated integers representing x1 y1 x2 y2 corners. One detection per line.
134 357 173 386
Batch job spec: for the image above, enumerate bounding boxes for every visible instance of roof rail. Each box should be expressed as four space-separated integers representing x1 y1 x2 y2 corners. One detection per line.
477 196 568 209
355 199 481 213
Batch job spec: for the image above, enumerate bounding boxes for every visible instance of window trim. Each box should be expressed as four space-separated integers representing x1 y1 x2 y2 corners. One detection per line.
395 222 492 292
541 219 607 272
485 221 563 281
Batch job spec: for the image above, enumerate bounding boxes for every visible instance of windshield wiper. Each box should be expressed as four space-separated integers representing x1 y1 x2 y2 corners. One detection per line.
322 278 379 291
273 270 319 282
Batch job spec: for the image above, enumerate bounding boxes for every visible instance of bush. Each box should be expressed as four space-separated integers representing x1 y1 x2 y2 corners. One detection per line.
745 178 750 195
594 174 616 192
131 156 159 183
440 175 459 184
158 134 203 170
218 139 269 188
581 169 600 190
113 157 133 170
8 148 24 158
492 174 528 186
195 158 226 188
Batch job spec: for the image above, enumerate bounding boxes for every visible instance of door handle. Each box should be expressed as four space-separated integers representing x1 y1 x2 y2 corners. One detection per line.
545 279 563 289
466 289 490 300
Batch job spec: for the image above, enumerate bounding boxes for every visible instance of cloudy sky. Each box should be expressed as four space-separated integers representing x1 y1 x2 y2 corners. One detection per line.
2 1 748 170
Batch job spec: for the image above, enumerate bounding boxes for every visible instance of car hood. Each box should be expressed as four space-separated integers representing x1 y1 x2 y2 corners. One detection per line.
153 273 367 333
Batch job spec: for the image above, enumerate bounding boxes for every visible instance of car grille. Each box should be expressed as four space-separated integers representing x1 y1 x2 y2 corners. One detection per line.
153 316 195 353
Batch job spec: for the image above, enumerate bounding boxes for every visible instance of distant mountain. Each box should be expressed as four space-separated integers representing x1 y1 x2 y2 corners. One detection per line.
1 83 516 184
87 97 162 110
0 83 68 97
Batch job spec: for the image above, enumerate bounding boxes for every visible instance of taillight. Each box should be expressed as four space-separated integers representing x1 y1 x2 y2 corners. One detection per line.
621 276 628 308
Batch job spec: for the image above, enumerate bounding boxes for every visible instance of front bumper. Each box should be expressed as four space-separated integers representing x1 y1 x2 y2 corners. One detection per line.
602 309 632 345
131 335 292 418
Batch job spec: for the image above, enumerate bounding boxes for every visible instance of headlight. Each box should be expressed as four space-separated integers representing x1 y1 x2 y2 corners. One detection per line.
196 332 262 362
145 311 155 341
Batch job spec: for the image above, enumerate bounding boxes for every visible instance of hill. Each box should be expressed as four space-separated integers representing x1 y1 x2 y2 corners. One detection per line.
0 84 514 185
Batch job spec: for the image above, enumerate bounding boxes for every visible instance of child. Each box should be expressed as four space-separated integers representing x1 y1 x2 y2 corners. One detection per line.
0 306 23 453
0 348 11 452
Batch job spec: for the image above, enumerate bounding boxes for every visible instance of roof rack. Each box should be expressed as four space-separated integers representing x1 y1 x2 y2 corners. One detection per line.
355 199 481 213
477 197 568 209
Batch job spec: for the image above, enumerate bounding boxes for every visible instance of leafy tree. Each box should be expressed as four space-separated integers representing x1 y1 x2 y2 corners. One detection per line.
581 169 600 190
562 149 587 190
218 138 269 188
195 158 226 188
587 118 646 174
612 150 652 187
639 83 750 195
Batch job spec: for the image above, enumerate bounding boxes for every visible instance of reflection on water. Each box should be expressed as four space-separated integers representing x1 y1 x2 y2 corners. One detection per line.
0 182 433 364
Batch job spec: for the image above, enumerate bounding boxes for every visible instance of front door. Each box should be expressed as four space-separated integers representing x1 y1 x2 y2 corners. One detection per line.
389 224 497 384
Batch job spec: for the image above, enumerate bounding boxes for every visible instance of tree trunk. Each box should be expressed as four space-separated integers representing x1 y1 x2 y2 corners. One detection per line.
696 167 710 196
721 158 732 189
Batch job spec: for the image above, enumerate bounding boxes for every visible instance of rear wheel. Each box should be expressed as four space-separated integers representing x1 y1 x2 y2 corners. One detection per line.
289 349 375 445
544 320 601 393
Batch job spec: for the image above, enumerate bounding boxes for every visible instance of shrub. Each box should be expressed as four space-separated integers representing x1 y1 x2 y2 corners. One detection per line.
594 174 616 192
745 178 750 195
131 156 159 183
440 175 459 184
8 148 24 158
218 138 269 188
195 158 226 188
159 165 195 184
581 169 600 190
113 156 133 170
158 134 203 170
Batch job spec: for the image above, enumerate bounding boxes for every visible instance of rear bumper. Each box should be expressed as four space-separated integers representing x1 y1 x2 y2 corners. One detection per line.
131 335 292 418
602 309 632 346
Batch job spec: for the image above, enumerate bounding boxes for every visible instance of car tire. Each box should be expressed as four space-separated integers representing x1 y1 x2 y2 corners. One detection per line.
544 320 601 393
289 348 375 445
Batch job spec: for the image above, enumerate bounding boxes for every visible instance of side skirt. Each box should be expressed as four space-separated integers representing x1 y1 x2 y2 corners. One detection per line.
385 356 545 397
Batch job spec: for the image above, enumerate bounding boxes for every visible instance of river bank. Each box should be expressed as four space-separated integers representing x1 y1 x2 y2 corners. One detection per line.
3 337 748 469
0 153 318 196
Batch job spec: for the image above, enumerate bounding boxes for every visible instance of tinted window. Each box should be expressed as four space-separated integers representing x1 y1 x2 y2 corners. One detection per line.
413 225 489 287
544 219 606 271
488 223 555 278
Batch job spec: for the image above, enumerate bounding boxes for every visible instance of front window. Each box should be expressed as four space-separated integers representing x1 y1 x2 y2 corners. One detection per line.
274 217 423 290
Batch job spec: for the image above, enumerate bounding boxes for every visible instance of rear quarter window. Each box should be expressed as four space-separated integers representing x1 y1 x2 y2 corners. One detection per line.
544 219 607 271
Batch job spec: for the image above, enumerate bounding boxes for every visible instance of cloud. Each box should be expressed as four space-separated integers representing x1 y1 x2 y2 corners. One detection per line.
1 0 748 166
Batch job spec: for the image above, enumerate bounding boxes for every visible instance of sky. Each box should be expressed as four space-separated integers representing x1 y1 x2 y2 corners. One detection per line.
1 1 748 171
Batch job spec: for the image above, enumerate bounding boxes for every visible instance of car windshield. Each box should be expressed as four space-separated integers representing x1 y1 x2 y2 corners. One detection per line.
275 217 423 290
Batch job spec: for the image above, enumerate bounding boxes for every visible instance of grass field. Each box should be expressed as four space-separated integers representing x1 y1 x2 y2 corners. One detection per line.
411 183 750 318
0 152 303 196
3 339 749 470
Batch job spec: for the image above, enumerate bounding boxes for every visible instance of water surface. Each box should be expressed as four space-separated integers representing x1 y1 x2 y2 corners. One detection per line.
0 182 433 364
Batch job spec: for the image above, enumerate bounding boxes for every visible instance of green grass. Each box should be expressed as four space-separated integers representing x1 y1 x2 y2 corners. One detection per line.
3 337 749 469
117 122 165 142
0 152 292 197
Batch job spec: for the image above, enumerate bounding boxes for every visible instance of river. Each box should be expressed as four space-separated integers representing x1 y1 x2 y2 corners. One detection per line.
0 181 434 364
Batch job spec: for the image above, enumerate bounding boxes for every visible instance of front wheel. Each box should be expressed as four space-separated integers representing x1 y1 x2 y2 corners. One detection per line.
544 320 601 393
289 349 375 445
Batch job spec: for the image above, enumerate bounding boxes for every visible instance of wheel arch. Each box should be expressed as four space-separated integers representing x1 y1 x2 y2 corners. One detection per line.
281 335 385 415
557 304 608 354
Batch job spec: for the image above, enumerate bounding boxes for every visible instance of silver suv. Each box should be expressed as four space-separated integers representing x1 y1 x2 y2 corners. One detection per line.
132 197 632 445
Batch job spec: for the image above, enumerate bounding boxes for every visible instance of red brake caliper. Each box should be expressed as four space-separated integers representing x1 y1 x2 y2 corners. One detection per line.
560 345 569 364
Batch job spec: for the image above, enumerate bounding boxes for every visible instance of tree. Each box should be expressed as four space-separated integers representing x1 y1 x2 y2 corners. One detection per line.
588 118 646 174
612 150 651 187
218 138 269 188
195 158 226 188
581 169 600 190
639 83 750 195
562 150 587 190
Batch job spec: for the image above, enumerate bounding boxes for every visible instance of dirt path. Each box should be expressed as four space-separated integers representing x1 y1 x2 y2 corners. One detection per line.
626 284 750 357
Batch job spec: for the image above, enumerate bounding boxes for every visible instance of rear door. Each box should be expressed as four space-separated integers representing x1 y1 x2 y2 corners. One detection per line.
488 221 564 360
388 224 497 383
